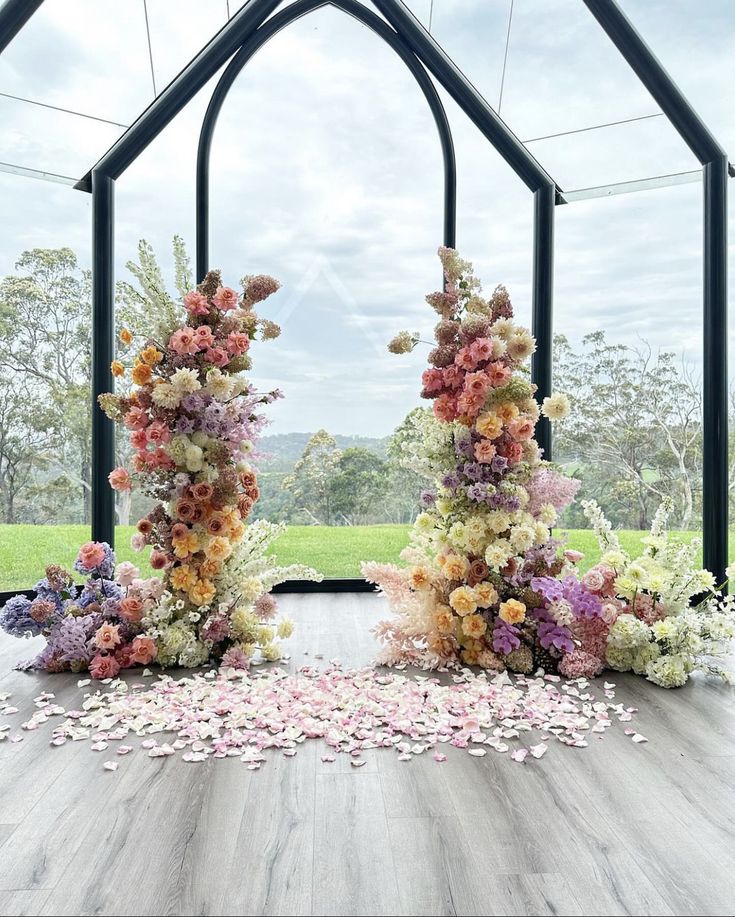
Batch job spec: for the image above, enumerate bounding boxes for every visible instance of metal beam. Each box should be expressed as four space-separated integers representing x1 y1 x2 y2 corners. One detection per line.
91 171 116 547
195 0 457 281
560 169 701 204
531 185 554 460
0 0 44 55
583 0 729 584
75 0 282 192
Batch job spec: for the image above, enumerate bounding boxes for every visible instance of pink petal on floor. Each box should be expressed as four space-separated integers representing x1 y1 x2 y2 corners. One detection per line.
530 743 548 759
103 761 118 771
510 749 528 763
433 751 447 763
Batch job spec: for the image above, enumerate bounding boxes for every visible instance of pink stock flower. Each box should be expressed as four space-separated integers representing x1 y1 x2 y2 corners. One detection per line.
194 325 214 349
89 654 121 680
213 286 239 311
77 541 106 570
123 406 148 430
183 291 210 315
227 332 250 355
474 440 497 463
204 347 230 367
169 327 200 355
487 362 512 387
108 467 132 491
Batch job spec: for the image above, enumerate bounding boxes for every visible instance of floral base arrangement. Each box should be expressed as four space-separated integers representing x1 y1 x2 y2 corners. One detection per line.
364 247 734 688
0 249 320 676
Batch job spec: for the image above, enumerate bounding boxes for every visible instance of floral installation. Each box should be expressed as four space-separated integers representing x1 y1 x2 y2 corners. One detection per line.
1 246 320 675
364 247 734 687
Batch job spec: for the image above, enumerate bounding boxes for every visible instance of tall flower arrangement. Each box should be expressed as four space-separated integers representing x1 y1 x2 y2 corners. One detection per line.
365 248 734 686
364 247 592 673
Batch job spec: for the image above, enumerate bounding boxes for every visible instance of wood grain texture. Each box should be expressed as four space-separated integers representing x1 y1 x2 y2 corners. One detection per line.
0 593 733 916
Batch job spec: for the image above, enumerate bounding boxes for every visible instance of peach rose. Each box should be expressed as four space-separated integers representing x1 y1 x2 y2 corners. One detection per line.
175 499 197 522
119 596 144 624
184 291 209 315
487 361 512 387
204 347 229 367
130 636 157 665
95 623 122 651
508 416 535 441
474 440 497 463
108 467 132 491
227 331 250 355
191 482 214 502
89 654 121 680
77 541 106 570
212 286 239 311
169 327 200 355
194 325 214 348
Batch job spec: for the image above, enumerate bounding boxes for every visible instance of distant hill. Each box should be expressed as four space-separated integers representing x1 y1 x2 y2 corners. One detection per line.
257 432 390 471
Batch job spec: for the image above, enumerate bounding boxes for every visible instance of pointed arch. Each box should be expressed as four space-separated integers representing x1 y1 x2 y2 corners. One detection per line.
195 0 456 281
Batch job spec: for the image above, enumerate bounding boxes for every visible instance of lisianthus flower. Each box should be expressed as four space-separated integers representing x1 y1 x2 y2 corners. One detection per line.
213 286 239 311
108 467 132 491
495 401 519 424
421 368 444 395
145 420 171 445
184 290 210 315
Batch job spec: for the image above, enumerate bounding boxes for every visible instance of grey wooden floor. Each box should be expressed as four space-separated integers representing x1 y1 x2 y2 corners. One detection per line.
0 592 733 917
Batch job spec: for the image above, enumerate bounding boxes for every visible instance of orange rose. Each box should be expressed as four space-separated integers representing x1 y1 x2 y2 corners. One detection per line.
140 345 163 365
119 328 133 345
110 360 125 377
131 362 153 385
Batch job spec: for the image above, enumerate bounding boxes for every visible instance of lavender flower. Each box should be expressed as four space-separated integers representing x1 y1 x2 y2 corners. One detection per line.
492 619 521 655
0 595 42 638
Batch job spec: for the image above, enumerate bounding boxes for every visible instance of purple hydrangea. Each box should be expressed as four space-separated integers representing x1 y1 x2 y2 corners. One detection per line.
47 614 100 666
0 594 42 638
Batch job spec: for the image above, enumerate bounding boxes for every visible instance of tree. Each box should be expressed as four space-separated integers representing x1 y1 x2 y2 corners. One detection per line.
331 448 389 524
283 430 342 524
0 248 92 521
0 376 49 522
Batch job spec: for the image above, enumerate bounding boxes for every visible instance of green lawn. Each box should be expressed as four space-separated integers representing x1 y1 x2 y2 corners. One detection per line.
0 523 732 591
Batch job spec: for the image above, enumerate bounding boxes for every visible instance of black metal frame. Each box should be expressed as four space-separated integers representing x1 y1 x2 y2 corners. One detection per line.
0 0 729 594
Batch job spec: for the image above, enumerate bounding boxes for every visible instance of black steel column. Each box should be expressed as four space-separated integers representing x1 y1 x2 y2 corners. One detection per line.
0 0 44 55
532 185 554 461
91 170 116 547
703 156 728 584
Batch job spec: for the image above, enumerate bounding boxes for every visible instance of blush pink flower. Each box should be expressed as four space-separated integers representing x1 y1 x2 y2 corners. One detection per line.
421 368 445 395
130 429 148 449
442 365 464 390
212 286 239 311
433 393 458 423
89 654 121 680
564 549 585 564
457 390 485 418
119 596 144 624
95 623 122 651
204 347 229 367
508 416 535 441
581 567 606 594
503 441 524 464
183 291 210 315
474 440 497 463
169 327 200 355
145 419 171 445
227 331 250 355
131 533 147 552
108 467 132 491
469 337 493 363
115 561 139 586
149 551 169 570
487 361 512 387
123 406 148 430
194 325 214 349
77 541 106 570
455 346 478 371
464 371 491 397
131 636 157 665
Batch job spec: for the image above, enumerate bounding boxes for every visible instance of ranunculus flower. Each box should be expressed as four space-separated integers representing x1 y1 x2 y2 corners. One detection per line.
89 654 121 680
184 291 210 315
213 286 239 310
108 467 132 491
77 541 106 570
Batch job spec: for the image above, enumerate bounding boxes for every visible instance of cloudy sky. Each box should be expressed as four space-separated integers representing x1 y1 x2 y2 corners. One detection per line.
0 0 733 438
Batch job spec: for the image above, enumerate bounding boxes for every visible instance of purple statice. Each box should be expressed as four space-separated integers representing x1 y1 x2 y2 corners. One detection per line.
420 489 437 508
492 619 521 655
0 594 42 638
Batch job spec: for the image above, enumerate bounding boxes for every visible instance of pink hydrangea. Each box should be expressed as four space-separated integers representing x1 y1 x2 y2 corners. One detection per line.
559 649 604 679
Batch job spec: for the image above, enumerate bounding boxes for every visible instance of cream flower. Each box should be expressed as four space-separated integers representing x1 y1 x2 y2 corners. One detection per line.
170 367 201 394
507 329 536 362
152 383 182 409
541 392 571 421
462 614 487 638
205 368 234 401
449 586 478 617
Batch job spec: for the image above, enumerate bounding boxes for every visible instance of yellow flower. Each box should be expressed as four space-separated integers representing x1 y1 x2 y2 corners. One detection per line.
172 531 199 558
462 614 487 638
495 402 519 424
131 362 153 385
204 535 232 563
277 618 294 639
409 565 432 590
499 599 526 625
169 564 197 592
443 554 470 581
474 582 498 608
434 604 455 634
140 345 163 365
119 328 133 345
449 585 477 617
110 360 125 377
199 558 221 579
189 579 216 607
475 411 503 440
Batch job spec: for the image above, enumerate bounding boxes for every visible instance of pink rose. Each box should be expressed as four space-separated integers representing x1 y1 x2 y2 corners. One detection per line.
150 550 169 570
194 325 214 349
119 596 144 624
464 371 491 397
183 291 210 315
442 365 463 390
77 541 106 570
487 361 512 387
169 327 200 355
504 441 524 464
469 338 493 363
95 623 122 651
474 440 497 463
212 286 239 311
564 549 584 564
508 416 535 441
454 346 478 371
457 390 485 418
433 393 458 423
89 654 121 680
204 347 230 367
145 420 171 445
421 368 444 395
581 567 606 593
226 331 250 355
108 467 132 491
115 561 140 587
131 636 157 665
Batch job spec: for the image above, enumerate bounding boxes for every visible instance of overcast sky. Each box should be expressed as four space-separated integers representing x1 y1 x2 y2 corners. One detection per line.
0 0 733 438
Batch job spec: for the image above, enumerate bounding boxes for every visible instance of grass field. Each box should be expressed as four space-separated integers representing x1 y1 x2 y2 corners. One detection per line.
1 523 733 592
